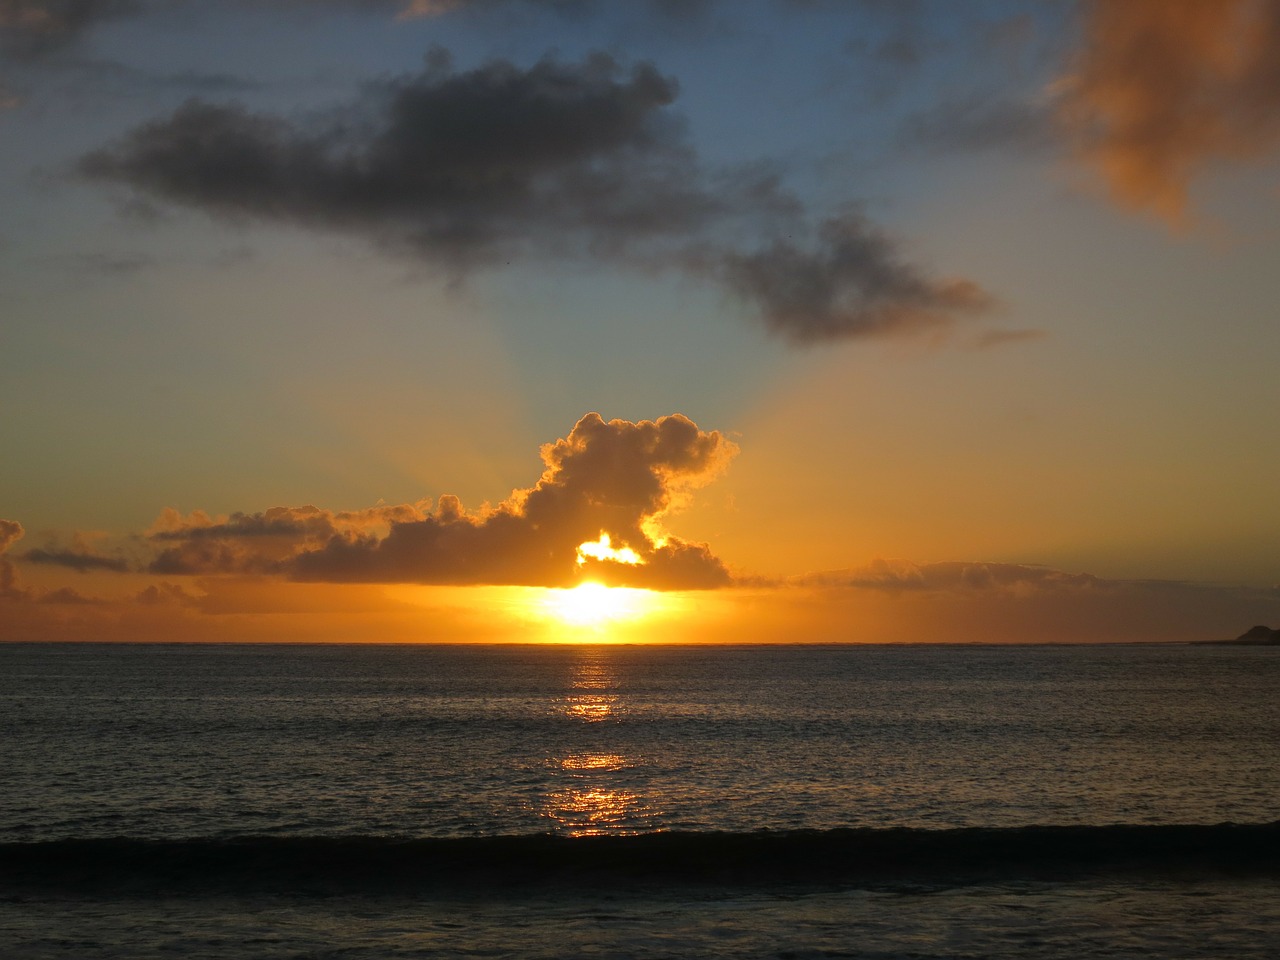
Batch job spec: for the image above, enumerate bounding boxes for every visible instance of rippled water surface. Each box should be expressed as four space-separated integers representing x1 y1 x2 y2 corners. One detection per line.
3 642 1278 839
2 641 1279 958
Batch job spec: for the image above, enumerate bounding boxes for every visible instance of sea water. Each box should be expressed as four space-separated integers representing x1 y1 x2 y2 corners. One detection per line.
2 641 1278 957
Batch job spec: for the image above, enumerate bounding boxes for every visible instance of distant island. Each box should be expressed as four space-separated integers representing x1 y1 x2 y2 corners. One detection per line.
1194 625 1280 646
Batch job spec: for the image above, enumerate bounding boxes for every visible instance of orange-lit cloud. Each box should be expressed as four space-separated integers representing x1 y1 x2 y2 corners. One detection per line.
1059 0 1280 227
291 412 735 589
138 413 736 590
146 502 431 575
0 518 25 599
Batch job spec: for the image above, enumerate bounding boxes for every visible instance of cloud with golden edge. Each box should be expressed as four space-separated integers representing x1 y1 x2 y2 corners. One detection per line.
1059 0 1280 228
143 413 736 590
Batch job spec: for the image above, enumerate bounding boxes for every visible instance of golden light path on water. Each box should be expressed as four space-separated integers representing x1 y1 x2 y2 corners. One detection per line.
539 649 653 836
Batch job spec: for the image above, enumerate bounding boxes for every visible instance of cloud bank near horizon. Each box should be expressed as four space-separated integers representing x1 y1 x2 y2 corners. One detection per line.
139 412 737 589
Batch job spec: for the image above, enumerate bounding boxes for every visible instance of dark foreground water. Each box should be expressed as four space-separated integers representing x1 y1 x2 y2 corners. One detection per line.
1 642 1278 958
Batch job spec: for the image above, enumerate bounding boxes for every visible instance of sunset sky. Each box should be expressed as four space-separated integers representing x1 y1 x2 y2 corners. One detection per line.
2 0 1278 643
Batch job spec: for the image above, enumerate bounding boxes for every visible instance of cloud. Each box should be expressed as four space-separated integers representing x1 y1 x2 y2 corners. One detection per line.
0 0 139 57
85 54 993 343
80 52 993 343
799 558 1105 595
0 518 27 599
39 585 101 604
149 413 736 589
292 411 737 588
713 212 995 343
22 546 129 572
1058 0 1280 228
133 580 201 606
80 54 697 270
779 557 1280 644
0 518 22 552
146 502 430 575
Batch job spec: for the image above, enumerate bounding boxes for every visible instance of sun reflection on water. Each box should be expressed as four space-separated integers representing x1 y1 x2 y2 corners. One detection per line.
539 650 656 836
563 695 616 722
559 753 627 772
561 651 620 723
542 780 644 836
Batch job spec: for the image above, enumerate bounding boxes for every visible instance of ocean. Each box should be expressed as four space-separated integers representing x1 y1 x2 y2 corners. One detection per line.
2 641 1278 958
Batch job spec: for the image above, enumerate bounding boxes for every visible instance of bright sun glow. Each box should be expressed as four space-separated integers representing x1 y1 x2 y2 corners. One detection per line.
575 533 642 566
544 582 652 628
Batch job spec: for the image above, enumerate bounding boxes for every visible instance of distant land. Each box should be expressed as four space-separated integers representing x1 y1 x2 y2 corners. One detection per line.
1193 625 1280 646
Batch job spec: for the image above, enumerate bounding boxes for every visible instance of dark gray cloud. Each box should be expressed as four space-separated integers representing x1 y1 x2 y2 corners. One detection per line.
715 213 994 343
146 413 737 589
81 54 706 272
82 52 993 342
22 546 130 572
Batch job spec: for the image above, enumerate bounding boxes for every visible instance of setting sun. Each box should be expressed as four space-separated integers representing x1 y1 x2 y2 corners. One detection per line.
543 582 654 628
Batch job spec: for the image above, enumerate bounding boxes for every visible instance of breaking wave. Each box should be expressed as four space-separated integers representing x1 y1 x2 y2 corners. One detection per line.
3 823 1278 895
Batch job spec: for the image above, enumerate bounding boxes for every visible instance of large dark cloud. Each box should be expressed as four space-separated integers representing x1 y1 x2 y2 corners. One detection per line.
145 413 737 589
81 52 993 342
80 55 704 272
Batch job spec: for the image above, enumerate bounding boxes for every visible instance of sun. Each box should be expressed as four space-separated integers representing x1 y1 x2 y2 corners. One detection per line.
543 582 652 629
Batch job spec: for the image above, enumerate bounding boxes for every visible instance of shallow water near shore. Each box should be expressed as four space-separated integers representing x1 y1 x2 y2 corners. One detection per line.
6 876 1280 959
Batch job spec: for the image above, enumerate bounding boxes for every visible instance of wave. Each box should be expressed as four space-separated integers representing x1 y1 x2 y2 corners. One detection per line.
3 823 1278 894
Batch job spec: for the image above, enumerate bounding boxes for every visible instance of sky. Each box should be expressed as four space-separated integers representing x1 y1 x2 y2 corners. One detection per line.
1 0 1278 644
